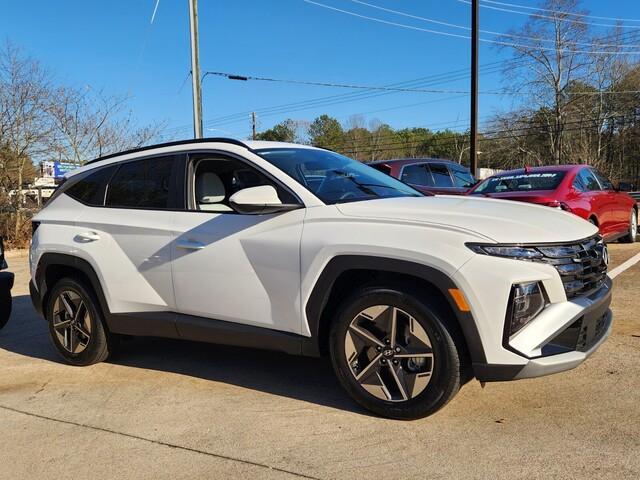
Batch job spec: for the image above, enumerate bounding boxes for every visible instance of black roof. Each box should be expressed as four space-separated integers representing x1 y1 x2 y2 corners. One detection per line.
85 137 249 165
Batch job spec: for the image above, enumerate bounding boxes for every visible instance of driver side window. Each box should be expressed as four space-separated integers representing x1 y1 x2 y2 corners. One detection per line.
188 154 296 212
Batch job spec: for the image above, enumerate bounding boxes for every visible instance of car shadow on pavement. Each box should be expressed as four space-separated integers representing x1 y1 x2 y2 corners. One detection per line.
0 295 371 416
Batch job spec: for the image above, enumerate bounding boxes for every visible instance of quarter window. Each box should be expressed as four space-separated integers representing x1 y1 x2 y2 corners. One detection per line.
106 156 175 209
428 163 454 188
65 165 117 206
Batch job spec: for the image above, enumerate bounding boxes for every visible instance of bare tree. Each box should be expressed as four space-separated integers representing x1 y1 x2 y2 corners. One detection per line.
47 86 163 165
0 42 51 237
499 0 592 163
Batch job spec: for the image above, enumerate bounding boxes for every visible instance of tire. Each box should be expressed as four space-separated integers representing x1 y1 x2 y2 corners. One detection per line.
0 289 11 330
622 209 637 243
46 277 112 366
329 284 464 420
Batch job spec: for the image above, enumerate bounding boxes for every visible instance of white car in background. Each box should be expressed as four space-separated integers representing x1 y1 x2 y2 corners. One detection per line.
29 139 612 419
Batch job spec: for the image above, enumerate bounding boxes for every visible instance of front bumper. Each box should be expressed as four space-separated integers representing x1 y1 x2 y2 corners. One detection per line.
474 278 612 382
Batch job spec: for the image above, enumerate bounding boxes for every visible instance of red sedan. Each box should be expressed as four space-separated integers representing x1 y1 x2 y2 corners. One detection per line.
468 165 638 243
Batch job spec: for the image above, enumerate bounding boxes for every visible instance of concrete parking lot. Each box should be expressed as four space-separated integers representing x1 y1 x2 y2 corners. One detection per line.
1 246 639 480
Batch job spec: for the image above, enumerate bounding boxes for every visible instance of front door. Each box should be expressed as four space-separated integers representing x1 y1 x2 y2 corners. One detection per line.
170 153 305 334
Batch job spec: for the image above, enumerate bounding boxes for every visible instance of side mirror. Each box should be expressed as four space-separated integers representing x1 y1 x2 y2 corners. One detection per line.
229 185 301 215
617 182 633 192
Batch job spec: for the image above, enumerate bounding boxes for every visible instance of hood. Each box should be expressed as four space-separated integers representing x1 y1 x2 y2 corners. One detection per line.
336 196 597 244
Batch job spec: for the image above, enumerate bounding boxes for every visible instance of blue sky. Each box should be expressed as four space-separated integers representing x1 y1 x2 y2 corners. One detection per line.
2 0 640 141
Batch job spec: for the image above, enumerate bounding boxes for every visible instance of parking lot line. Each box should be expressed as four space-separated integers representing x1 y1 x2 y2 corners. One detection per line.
608 251 640 279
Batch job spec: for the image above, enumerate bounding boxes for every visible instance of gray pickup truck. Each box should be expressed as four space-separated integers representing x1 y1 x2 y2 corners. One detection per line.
0 237 13 329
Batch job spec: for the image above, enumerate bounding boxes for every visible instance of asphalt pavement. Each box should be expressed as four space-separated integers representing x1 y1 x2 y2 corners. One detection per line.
1 246 639 480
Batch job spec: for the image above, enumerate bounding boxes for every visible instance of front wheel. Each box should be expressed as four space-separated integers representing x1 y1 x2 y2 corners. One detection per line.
329 285 464 419
622 209 637 243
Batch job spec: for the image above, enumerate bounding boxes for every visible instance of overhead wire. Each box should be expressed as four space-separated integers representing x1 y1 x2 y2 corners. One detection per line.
303 0 640 54
348 0 640 49
457 0 640 30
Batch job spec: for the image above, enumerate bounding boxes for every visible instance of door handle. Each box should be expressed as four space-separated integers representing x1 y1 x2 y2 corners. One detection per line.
176 240 205 250
76 231 101 242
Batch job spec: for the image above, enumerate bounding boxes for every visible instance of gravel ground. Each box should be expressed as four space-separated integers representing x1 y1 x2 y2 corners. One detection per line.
1 245 638 480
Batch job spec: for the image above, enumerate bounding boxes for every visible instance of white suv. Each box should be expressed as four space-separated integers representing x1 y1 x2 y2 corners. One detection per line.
29 139 612 419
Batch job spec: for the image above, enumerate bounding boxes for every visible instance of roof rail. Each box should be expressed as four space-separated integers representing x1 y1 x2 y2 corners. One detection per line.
85 137 250 165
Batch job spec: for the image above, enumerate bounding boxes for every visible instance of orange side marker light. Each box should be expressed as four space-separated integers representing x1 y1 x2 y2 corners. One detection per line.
448 288 471 312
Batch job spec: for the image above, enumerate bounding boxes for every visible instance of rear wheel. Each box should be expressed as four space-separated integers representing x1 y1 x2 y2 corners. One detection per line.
622 209 637 243
0 289 11 329
46 278 112 365
329 285 463 419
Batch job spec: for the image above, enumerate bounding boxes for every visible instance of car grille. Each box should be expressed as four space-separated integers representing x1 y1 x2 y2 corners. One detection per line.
534 236 608 299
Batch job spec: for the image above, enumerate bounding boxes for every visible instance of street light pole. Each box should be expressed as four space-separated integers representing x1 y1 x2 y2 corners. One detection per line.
188 0 203 139
470 0 479 177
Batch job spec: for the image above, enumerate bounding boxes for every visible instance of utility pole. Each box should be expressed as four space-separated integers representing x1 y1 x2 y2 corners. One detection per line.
470 0 479 177
251 112 257 140
188 0 203 139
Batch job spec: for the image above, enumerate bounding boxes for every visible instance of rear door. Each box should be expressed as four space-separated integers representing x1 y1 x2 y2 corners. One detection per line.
580 168 615 235
73 154 181 318
592 169 627 232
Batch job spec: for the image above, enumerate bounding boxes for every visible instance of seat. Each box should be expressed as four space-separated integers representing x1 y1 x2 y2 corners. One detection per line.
196 172 233 212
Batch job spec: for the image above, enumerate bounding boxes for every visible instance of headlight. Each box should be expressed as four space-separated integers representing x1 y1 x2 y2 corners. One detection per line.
507 282 547 337
467 244 543 259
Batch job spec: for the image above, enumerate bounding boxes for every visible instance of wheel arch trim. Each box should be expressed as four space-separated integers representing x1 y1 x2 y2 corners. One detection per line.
303 255 487 365
33 253 111 324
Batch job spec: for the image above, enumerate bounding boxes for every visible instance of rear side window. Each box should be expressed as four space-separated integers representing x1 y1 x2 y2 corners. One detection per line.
65 165 117 206
401 164 433 186
106 156 175 209
575 169 601 192
427 163 454 188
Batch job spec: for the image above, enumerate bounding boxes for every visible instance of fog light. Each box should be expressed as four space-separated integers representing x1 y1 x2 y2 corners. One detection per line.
508 282 546 336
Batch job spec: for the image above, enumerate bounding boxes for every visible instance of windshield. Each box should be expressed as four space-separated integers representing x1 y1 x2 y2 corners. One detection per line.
256 148 422 204
449 164 475 187
472 171 565 194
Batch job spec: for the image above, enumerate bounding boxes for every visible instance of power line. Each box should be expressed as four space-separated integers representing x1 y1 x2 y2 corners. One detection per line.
324 112 639 153
163 27 640 137
480 0 640 23
457 0 640 30
160 60 518 136
336 116 637 158
201 71 521 95
304 0 640 54
348 0 640 49
202 70 640 97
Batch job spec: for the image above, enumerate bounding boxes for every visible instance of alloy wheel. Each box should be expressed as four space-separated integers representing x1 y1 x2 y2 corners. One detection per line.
52 290 92 354
344 305 434 402
632 211 637 239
